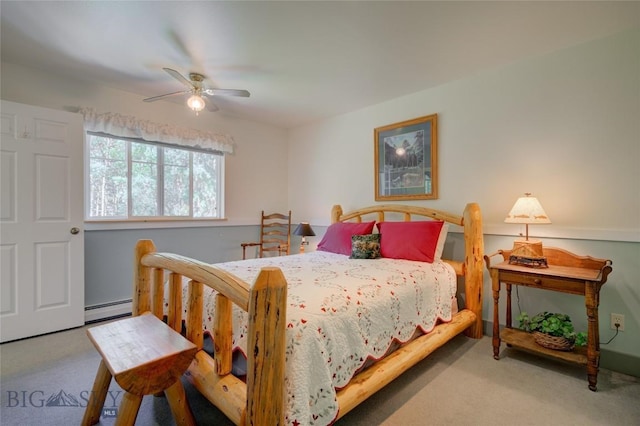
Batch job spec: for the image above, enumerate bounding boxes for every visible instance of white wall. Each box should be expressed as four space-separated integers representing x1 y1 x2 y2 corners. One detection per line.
288 29 640 364
290 29 639 237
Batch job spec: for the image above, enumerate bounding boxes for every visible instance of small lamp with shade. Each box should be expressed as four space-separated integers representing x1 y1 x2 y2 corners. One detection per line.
293 222 315 253
504 192 551 267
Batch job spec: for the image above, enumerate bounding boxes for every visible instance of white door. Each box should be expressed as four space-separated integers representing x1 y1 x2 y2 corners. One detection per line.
1 100 84 342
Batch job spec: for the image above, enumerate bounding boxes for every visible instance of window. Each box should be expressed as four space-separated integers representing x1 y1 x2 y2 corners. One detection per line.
86 134 224 220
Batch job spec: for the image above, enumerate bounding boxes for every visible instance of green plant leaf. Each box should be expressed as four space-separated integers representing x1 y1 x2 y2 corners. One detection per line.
521 311 585 340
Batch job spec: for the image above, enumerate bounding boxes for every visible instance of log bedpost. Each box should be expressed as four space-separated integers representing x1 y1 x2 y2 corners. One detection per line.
246 267 287 426
331 204 343 223
462 202 484 339
133 239 156 316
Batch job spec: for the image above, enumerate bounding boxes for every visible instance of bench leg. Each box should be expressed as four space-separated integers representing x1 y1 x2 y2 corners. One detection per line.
165 379 196 426
115 392 143 426
81 360 112 426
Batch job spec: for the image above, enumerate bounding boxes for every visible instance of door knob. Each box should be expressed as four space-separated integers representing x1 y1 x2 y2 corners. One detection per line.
70 227 80 235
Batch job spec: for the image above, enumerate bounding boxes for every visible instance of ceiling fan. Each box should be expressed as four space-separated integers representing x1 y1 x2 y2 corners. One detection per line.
143 68 250 114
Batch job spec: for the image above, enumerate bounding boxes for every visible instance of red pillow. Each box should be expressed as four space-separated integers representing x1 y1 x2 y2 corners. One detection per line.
376 221 444 263
317 221 376 255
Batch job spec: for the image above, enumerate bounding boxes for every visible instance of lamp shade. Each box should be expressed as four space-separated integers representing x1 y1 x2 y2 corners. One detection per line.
293 222 315 237
504 193 551 225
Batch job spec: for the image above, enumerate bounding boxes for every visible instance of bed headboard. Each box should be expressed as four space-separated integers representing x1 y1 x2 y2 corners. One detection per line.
330 203 484 338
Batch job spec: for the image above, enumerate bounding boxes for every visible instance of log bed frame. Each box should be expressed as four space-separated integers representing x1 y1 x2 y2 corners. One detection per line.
132 203 484 425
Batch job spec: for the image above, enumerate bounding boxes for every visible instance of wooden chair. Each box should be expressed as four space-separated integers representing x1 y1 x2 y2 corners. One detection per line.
81 313 198 426
241 210 291 259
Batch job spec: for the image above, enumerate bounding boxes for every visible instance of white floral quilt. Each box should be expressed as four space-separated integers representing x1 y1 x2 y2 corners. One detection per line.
169 251 457 425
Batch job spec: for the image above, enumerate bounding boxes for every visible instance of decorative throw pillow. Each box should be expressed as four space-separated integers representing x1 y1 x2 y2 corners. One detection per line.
376 220 445 263
350 234 381 259
317 221 376 256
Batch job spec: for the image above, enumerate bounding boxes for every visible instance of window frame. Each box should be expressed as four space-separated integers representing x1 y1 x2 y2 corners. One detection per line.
84 132 225 223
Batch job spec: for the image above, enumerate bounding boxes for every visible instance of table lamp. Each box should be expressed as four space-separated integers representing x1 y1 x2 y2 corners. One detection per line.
504 192 551 267
293 222 315 253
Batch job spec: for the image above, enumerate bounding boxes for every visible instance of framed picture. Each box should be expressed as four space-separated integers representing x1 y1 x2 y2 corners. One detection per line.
374 114 438 201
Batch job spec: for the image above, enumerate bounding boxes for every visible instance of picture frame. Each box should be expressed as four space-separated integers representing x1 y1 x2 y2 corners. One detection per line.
374 114 438 201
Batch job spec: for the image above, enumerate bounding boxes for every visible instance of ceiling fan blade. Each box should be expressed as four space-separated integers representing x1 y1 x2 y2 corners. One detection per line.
204 88 250 98
204 97 219 112
163 67 194 89
143 90 190 102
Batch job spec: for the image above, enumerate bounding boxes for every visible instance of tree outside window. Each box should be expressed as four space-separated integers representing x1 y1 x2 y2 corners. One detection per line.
87 134 223 220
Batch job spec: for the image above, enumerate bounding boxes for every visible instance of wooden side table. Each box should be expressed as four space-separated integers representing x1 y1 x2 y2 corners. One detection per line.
485 247 612 391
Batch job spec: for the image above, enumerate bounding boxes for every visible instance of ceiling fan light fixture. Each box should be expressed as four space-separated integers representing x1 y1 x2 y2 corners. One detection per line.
187 94 205 114
143 68 249 113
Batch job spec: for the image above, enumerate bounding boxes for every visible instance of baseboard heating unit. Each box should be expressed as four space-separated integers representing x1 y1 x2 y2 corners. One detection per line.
85 299 132 324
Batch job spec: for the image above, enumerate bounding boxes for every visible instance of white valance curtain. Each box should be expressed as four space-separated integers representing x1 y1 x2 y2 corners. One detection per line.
78 107 235 154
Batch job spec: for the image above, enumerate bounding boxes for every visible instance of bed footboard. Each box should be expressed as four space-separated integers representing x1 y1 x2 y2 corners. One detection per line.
133 240 287 425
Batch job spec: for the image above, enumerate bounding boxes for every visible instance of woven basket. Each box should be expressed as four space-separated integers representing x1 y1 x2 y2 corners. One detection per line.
533 331 575 351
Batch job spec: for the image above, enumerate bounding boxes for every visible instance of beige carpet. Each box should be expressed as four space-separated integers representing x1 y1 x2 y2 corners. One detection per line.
1 323 638 425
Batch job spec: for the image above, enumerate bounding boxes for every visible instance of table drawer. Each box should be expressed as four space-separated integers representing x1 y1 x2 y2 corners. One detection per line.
500 270 585 294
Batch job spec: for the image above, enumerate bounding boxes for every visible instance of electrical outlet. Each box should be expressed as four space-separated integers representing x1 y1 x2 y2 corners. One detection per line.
610 313 625 331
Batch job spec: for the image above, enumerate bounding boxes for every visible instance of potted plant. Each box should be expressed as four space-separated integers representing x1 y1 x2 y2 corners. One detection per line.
517 311 587 351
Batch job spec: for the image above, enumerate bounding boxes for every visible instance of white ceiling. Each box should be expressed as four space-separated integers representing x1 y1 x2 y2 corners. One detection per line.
1 1 638 129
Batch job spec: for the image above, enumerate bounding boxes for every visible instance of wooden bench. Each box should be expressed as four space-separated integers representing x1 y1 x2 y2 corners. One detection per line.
81 313 198 426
